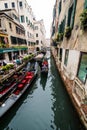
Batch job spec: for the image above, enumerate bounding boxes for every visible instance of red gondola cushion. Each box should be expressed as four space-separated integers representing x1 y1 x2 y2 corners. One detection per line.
14 90 20 95
25 75 33 79
18 84 23 88
27 72 31 75
22 80 27 84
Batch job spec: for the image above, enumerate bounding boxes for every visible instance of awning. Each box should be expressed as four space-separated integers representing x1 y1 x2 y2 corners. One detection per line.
0 47 28 53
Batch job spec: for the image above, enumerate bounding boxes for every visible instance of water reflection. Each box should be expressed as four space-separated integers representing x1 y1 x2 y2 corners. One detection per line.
49 57 85 130
40 73 48 90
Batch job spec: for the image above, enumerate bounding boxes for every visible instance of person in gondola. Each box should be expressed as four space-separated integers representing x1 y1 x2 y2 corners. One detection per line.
42 58 48 67
2 59 7 66
41 58 48 72
42 60 48 67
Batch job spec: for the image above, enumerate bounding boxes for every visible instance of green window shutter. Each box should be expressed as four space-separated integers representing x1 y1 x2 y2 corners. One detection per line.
26 17 28 23
58 23 63 33
67 4 73 27
59 1 61 15
84 0 87 9
71 0 77 29
58 17 66 33
62 17 66 33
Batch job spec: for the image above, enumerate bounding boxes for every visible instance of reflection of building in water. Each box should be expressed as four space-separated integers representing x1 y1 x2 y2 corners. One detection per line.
26 59 38 71
40 73 48 90
50 57 84 130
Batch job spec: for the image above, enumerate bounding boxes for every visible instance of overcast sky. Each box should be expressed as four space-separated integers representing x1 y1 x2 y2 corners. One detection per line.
27 0 55 38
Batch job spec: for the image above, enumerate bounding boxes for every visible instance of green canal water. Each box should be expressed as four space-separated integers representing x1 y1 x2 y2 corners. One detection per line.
0 52 86 130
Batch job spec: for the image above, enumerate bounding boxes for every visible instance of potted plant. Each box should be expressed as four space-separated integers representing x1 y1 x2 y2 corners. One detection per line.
2 65 9 75
8 64 14 69
52 39 57 46
80 9 87 30
58 33 64 41
65 26 72 38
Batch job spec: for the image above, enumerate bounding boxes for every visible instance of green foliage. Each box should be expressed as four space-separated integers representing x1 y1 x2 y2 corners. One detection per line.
8 64 14 69
2 64 14 71
0 42 6 48
58 33 64 41
22 54 34 62
2 66 8 71
80 9 87 30
12 46 28 49
65 26 72 38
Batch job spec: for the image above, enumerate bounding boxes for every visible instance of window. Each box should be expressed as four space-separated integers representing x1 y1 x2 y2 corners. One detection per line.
27 32 29 38
84 0 87 9
77 53 87 83
28 41 30 46
67 4 73 27
12 2 15 8
36 40 39 45
36 33 38 37
58 17 66 33
0 19 1 27
71 0 77 28
4 3 8 8
9 22 12 30
20 15 25 23
16 26 20 34
59 1 61 15
64 49 69 66
19 1 23 7
26 17 28 23
35 26 38 30
59 48 62 61
10 36 17 44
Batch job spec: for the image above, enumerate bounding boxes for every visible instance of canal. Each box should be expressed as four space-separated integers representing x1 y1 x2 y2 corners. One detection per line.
0 52 85 130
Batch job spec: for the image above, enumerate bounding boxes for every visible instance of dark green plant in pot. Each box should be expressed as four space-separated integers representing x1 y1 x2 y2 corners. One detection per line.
2 65 9 74
65 26 72 38
80 9 87 30
58 33 64 41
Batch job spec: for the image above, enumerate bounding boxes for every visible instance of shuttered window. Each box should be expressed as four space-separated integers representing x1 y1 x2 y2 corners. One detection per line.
59 1 61 15
67 0 77 28
58 17 66 33
84 0 87 9
71 0 77 28
64 49 69 66
67 4 73 27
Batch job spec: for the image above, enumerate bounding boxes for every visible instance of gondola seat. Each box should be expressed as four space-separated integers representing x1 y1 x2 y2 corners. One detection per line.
18 84 24 89
25 75 33 79
22 79 27 84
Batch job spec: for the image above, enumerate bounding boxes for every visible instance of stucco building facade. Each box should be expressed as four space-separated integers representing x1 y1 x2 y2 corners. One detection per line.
0 0 46 51
0 0 46 61
51 0 87 128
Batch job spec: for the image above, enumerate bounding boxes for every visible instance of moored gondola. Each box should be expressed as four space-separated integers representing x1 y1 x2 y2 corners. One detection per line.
0 60 38 118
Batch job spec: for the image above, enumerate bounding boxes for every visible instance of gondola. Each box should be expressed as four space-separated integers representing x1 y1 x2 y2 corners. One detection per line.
35 53 49 74
0 60 38 118
41 58 48 74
